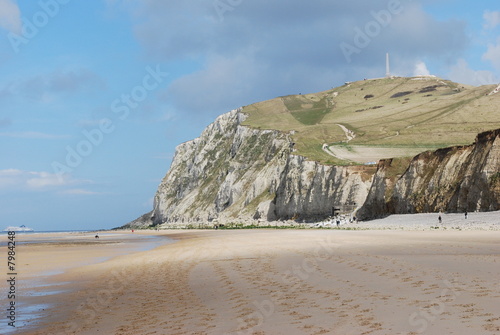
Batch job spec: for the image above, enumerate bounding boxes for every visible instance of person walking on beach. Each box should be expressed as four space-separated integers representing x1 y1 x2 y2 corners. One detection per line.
464 211 468 219
438 215 442 224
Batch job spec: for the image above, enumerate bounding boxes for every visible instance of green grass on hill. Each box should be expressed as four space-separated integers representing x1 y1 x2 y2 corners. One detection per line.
241 77 500 165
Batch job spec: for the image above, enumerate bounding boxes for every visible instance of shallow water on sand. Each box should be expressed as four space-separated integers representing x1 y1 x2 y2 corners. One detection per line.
0 232 174 334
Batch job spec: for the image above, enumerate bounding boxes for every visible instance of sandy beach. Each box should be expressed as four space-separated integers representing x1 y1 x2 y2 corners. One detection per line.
4 213 500 335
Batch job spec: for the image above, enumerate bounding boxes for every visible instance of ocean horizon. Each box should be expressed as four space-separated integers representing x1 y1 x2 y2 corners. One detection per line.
0 228 114 235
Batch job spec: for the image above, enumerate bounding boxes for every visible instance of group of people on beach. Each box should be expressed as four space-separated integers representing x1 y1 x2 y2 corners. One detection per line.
438 211 468 223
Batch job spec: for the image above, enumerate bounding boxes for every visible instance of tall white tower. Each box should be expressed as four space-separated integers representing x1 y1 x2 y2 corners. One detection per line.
386 53 391 78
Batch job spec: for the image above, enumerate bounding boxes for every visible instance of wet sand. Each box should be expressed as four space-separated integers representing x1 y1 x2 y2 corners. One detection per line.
3 221 498 335
0 231 173 333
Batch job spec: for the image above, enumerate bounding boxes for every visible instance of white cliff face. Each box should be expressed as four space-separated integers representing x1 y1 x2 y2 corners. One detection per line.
358 129 500 219
149 108 291 225
273 156 372 220
126 109 499 228
130 109 373 227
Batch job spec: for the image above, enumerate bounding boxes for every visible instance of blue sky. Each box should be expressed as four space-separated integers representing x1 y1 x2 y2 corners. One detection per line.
0 0 499 231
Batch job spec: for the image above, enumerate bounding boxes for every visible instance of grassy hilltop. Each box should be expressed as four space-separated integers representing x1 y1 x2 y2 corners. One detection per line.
242 76 500 165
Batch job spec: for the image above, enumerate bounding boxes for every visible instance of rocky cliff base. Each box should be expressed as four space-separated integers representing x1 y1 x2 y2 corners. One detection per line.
124 109 499 228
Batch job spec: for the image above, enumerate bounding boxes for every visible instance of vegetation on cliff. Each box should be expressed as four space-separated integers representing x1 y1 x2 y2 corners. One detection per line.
125 77 500 228
242 76 500 165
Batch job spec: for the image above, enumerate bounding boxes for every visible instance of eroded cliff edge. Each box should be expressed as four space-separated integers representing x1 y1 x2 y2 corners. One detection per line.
126 109 499 228
127 109 374 227
357 128 500 220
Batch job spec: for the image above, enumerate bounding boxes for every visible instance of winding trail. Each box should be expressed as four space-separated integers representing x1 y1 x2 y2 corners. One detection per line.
489 83 500 96
336 124 356 142
322 124 356 161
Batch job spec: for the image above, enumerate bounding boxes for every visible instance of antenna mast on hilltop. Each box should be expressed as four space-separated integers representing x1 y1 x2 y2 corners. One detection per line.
386 53 391 78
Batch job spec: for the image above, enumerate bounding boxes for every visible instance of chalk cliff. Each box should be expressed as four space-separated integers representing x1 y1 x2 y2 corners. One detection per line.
126 112 499 228
128 109 374 227
357 129 500 219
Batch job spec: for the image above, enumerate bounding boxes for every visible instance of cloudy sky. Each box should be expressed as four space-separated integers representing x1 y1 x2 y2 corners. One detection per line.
0 0 499 230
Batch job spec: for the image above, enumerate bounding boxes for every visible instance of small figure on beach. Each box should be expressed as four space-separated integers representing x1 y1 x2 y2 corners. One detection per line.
438 215 442 224
95 233 99 239
336 220 340 227
464 211 468 219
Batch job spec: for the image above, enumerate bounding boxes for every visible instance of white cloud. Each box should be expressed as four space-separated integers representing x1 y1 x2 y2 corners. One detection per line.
448 59 498 86
26 171 69 189
112 0 469 115
0 0 21 34
484 10 500 30
0 169 93 193
165 55 264 113
413 61 431 76
0 69 105 103
159 110 176 122
483 37 500 70
0 169 22 175
0 169 22 189
388 3 467 58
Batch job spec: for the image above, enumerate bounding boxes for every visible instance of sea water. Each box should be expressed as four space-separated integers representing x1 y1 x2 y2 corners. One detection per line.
0 231 174 334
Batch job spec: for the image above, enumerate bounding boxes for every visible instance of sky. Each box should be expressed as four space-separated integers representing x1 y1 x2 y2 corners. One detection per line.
0 0 499 231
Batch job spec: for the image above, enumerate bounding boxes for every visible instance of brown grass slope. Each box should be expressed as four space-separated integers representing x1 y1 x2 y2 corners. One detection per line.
242 77 500 165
